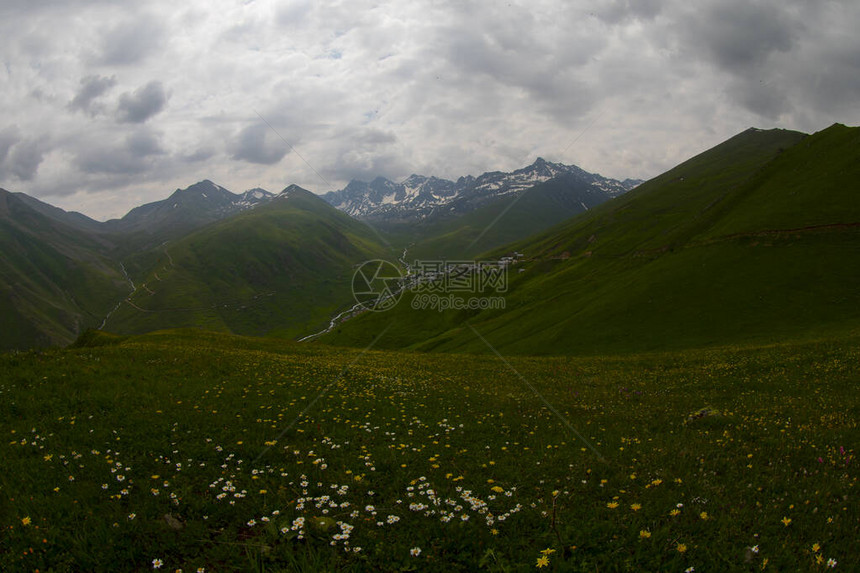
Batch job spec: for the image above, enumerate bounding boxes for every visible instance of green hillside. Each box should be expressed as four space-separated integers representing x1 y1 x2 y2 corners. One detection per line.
2 329 858 570
104 186 390 339
320 124 860 354
0 190 129 350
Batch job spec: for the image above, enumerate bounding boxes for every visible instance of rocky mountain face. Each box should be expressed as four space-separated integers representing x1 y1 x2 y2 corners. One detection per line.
321 158 641 223
104 180 274 239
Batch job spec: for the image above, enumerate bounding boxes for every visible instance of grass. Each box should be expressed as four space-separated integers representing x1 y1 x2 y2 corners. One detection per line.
0 184 391 350
0 195 129 349
105 188 391 340
2 329 858 571
321 125 860 356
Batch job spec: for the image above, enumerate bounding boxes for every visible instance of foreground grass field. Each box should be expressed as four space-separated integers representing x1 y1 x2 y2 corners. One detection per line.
1 330 858 571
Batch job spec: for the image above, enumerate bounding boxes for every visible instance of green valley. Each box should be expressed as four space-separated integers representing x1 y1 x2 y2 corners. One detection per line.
0 190 129 350
104 186 391 339
1 124 858 571
0 183 392 350
4 3 858 571
321 125 860 355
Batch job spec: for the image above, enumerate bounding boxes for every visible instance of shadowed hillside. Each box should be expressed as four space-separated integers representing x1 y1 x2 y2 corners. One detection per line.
320 125 860 354
104 186 390 338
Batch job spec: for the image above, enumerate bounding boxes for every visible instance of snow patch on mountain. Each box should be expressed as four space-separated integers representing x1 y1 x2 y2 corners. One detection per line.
236 188 274 209
321 158 641 222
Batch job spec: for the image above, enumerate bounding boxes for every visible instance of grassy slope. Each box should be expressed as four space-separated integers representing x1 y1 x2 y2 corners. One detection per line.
104 188 391 339
1 329 858 570
320 125 860 355
0 191 129 350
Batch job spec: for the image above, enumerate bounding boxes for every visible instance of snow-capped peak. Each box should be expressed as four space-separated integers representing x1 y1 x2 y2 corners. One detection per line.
320 159 639 223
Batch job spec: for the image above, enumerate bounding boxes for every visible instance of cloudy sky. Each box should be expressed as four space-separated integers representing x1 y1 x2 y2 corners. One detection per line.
1 0 858 221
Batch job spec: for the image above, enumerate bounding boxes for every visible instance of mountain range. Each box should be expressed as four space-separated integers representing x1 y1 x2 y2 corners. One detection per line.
0 181 389 349
321 124 860 355
1 158 633 350
321 157 641 224
102 180 274 245
2 124 857 354
102 185 387 339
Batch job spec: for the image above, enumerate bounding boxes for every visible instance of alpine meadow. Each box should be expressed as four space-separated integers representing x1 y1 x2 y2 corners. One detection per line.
2 1 860 571
3 123 858 571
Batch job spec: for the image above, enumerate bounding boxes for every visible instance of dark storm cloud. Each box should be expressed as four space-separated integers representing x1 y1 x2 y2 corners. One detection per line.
125 130 164 156
324 149 408 187
354 128 397 146
1 0 859 220
429 4 602 126
75 129 165 175
230 124 289 165
180 148 216 163
4 136 49 181
783 9 860 122
729 78 791 120
656 0 845 121
0 0 114 17
320 126 405 184
680 1 798 72
98 13 166 65
116 81 169 123
0 126 21 164
68 74 117 115
593 0 662 24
